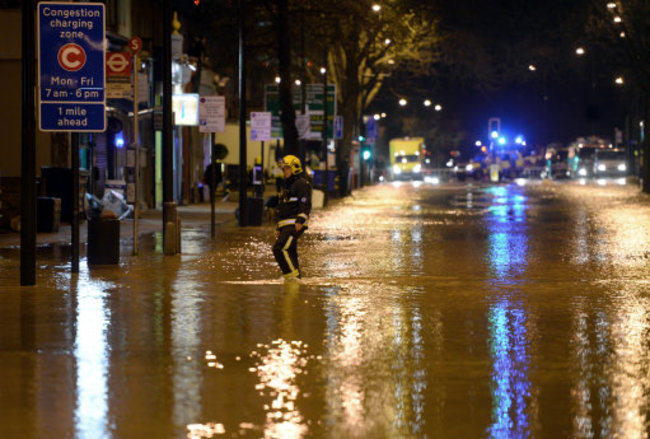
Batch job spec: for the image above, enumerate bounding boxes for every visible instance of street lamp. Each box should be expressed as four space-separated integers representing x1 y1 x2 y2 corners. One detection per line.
576 47 585 56
423 99 432 107
399 98 407 106
372 4 381 12
615 76 624 85
434 104 442 111
528 64 537 71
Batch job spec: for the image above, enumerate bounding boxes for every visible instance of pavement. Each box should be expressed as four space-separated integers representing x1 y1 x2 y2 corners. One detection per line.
0 196 246 250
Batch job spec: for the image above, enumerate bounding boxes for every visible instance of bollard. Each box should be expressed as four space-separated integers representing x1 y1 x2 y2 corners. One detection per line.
164 221 176 255
163 201 178 255
176 217 182 254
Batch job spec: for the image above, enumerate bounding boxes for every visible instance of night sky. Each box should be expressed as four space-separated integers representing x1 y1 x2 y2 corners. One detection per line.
375 0 627 148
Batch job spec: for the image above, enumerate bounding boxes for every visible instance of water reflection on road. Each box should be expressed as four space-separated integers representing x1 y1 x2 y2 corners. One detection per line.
1 181 650 438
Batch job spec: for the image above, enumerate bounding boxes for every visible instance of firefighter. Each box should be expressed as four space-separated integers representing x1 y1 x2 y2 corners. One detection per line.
272 155 312 280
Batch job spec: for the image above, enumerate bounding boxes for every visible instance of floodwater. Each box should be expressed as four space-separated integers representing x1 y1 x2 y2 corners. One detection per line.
1 180 650 439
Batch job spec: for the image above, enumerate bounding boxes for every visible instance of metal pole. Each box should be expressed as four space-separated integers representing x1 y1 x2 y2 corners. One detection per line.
162 0 177 252
210 135 216 237
238 0 248 226
321 48 329 185
21 0 36 286
133 53 140 254
71 133 80 273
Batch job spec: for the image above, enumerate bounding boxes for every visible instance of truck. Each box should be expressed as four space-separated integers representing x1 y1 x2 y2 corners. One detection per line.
389 137 425 180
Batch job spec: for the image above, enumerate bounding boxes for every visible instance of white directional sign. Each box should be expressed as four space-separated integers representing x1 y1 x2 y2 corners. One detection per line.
250 112 272 141
38 2 106 132
198 96 226 133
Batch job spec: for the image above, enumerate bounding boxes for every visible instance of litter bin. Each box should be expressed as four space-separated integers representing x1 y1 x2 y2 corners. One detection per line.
37 196 61 232
247 197 264 226
87 218 120 265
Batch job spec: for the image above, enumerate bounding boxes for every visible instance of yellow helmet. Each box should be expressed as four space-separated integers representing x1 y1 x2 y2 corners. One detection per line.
281 155 302 175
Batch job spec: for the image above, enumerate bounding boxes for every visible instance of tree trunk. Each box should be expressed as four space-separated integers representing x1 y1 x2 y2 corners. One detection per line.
277 0 298 156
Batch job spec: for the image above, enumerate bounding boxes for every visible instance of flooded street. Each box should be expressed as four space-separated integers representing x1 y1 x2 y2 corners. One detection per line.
1 181 650 439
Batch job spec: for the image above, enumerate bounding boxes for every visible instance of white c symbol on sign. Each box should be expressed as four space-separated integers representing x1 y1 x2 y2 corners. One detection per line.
58 43 86 72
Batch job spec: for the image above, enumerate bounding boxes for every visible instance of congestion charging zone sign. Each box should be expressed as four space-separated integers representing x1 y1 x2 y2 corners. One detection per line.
38 2 106 132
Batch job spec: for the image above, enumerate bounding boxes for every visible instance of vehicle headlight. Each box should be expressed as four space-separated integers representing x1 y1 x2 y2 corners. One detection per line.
578 168 587 176
618 163 626 172
465 164 473 172
597 164 606 171
413 164 421 173
393 164 401 174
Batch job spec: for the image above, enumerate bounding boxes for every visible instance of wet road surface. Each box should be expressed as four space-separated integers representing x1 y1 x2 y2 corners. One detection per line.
1 180 650 438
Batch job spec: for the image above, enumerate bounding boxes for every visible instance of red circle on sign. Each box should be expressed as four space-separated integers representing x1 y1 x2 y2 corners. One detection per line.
128 37 143 54
57 43 86 72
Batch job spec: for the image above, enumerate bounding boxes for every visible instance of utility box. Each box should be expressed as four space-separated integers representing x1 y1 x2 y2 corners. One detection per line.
247 197 264 226
37 196 61 233
87 218 120 265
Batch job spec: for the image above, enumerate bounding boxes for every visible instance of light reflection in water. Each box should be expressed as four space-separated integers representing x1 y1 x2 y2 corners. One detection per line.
172 279 203 426
571 296 650 438
252 339 308 439
485 185 532 437
74 270 111 439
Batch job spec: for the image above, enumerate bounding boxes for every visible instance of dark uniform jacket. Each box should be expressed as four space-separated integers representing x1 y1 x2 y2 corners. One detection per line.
276 173 312 228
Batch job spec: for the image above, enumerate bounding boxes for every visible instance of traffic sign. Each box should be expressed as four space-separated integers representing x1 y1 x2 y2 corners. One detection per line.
264 84 336 139
198 96 226 133
38 2 105 132
106 52 131 76
250 112 272 141
128 36 143 55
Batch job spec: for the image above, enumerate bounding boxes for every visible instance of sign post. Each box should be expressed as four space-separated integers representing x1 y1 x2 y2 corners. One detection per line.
198 96 226 237
37 1 105 274
129 36 142 254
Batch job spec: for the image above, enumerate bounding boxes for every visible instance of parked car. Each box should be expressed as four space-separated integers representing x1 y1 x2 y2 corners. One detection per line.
593 148 627 178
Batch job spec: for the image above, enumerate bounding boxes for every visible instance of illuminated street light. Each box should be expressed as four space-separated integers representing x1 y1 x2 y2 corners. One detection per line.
381 112 387 118
423 99 432 107
373 114 381 120
384 38 391 45
295 79 301 85
475 140 482 147
320 67 326 74
615 76 624 85
399 98 407 106
434 104 442 111
372 4 381 12
620 32 626 38
275 76 281 83
576 47 585 56
607 2 616 8
614 16 622 23
529 64 537 71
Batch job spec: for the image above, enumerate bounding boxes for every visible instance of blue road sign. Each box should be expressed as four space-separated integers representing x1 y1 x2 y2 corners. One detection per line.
334 115 343 139
38 2 105 132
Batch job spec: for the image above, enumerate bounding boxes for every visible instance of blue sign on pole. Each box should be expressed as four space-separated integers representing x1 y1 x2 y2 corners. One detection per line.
38 2 105 132
334 115 343 140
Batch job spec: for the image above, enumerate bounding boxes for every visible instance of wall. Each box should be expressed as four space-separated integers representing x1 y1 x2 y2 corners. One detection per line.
0 10 53 179
214 123 283 171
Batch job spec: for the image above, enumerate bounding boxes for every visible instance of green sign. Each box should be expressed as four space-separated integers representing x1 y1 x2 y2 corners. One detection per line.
264 84 337 139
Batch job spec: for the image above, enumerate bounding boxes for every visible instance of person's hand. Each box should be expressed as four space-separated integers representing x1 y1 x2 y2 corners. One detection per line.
295 223 303 232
